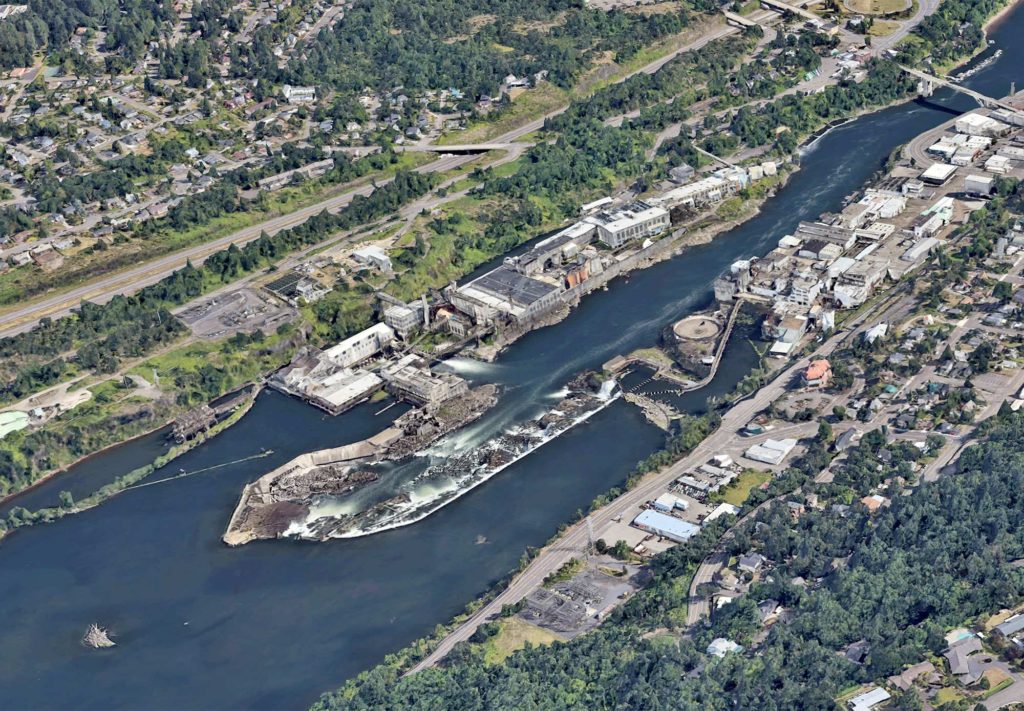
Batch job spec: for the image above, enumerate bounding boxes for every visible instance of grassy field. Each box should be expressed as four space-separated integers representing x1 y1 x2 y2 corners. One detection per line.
482 618 563 665
846 0 910 13
934 687 965 706
868 19 902 36
712 469 772 506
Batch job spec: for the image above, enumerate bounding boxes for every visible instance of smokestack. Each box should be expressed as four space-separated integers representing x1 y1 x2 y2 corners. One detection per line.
421 294 430 327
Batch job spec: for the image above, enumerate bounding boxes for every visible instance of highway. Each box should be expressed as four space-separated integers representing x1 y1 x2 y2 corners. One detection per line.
0 18 754 338
0 0 942 339
0 152 477 337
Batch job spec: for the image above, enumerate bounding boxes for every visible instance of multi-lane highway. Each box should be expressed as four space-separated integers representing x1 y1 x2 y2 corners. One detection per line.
0 17 757 337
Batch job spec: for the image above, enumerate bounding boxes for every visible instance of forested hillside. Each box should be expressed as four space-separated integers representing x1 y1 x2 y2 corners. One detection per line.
319 409 1024 710
0 0 173 70
275 0 713 96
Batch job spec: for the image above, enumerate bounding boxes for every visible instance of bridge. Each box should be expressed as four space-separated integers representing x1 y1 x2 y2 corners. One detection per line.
759 0 821 22
723 10 758 28
901 65 1019 112
396 142 533 154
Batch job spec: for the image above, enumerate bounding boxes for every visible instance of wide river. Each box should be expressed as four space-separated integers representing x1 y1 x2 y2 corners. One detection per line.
2 10 1023 708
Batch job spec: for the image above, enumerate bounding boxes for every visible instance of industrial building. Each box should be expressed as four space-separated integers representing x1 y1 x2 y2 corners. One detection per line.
323 323 395 368
271 347 385 415
655 166 750 210
920 163 958 186
384 304 421 338
744 438 797 466
449 265 562 324
381 354 469 409
352 245 393 272
632 509 700 543
964 173 996 196
508 221 596 276
582 201 670 249
955 112 1011 138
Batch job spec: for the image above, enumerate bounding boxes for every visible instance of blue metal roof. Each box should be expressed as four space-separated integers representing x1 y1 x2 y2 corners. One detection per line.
633 510 699 542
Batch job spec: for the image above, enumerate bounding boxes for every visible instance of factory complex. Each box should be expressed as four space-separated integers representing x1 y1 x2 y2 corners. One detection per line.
713 110 1024 356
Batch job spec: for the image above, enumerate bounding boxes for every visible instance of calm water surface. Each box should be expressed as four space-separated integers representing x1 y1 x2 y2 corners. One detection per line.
2 11 1023 708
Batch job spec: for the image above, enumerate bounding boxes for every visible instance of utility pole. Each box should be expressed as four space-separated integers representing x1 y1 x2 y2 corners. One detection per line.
585 516 595 560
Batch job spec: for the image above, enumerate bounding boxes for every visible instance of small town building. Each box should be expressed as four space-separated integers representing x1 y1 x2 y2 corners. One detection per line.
803 359 832 388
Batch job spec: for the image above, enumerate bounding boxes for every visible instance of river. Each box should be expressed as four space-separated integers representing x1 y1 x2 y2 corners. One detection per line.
1 10 1022 708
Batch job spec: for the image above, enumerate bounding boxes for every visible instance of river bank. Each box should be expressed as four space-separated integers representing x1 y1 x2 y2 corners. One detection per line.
0 5 1021 707
0 384 262 539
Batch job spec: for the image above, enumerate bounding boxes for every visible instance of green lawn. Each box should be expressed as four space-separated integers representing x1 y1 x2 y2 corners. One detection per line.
712 469 772 506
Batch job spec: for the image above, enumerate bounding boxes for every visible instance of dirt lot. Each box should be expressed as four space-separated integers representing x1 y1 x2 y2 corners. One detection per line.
177 288 296 339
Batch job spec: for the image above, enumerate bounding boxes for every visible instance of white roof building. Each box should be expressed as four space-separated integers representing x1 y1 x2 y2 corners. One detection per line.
323 323 395 368
744 438 797 466
848 687 891 711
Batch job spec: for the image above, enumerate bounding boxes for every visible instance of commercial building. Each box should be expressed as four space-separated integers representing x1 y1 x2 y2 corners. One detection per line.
632 509 700 542
323 323 395 368
450 265 562 324
744 438 797 466
964 173 996 196
583 201 670 249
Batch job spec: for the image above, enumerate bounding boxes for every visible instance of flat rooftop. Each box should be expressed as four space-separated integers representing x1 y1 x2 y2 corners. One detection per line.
468 265 558 307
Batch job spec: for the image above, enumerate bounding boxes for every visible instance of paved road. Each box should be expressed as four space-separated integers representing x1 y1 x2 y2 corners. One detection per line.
0 18 756 338
410 287 911 671
0 152 475 337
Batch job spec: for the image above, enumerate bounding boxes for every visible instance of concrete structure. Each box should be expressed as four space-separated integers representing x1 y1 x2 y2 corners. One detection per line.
384 304 420 338
323 323 395 368
632 509 699 542
583 201 669 249
381 354 469 409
